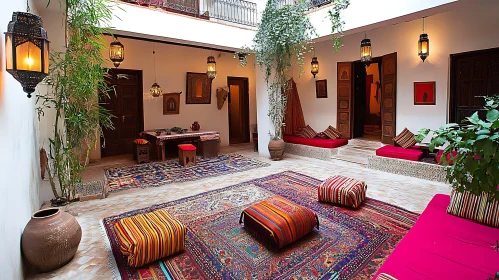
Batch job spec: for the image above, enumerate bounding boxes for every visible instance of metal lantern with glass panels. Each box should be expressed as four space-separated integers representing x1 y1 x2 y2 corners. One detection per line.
150 82 162 98
418 18 429 62
207 56 217 79
5 12 49 98
360 37 372 67
311 57 319 78
109 38 124 68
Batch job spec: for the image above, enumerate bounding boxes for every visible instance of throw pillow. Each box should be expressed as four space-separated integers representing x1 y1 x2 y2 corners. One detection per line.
376 274 398 280
133 139 149 145
323 125 342 139
316 132 329 139
447 188 499 228
299 125 317 138
393 128 416 148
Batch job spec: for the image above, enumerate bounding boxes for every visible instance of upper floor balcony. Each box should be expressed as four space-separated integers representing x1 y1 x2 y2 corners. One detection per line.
121 0 258 27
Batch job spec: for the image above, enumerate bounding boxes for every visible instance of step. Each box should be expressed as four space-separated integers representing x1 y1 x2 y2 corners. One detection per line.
337 147 376 157
331 154 369 165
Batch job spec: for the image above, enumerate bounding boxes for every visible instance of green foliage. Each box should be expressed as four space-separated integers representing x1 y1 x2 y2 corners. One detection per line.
328 0 350 51
37 0 115 203
417 95 499 201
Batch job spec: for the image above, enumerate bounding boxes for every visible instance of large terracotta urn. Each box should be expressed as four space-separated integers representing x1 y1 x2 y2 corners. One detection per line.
268 139 285 161
22 208 82 272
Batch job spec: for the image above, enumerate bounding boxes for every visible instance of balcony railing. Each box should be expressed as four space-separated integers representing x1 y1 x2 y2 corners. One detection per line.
122 0 258 27
276 0 333 10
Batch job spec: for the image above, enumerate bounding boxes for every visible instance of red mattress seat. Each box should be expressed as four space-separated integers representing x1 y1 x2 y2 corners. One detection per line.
375 145 423 161
374 194 499 280
283 136 348 149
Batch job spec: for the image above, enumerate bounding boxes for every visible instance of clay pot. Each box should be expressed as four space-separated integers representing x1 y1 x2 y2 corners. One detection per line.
191 121 200 131
268 139 285 161
22 208 82 272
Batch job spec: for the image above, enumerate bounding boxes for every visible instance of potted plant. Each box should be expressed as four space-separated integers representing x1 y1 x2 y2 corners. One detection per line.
417 95 499 222
246 0 349 160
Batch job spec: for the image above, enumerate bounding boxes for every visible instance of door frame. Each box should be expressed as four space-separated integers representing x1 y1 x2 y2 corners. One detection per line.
101 68 144 157
449 47 499 123
227 76 250 144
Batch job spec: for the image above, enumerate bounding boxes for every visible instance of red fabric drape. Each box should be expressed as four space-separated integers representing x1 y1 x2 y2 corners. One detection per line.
283 78 306 136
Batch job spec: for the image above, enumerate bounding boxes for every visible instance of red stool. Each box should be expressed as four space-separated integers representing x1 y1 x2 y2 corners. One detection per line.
178 144 196 167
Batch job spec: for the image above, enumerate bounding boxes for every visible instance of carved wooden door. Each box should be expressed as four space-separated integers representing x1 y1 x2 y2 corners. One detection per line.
337 62 353 138
381 53 397 144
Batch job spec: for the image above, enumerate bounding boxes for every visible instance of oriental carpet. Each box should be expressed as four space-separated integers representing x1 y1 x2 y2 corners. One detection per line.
101 171 418 280
104 153 269 193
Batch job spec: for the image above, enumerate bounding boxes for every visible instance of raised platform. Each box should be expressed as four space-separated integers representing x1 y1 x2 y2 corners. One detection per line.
367 155 447 182
285 142 339 161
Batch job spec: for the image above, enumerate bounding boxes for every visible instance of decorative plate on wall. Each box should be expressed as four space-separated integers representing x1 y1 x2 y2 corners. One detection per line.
186 72 212 104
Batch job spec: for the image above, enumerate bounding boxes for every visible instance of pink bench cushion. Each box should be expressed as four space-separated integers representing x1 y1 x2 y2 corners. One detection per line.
375 145 423 161
283 136 348 149
374 194 499 280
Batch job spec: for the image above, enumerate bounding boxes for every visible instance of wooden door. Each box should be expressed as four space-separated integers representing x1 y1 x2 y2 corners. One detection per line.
381 53 397 144
100 69 144 157
337 62 353 138
227 77 250 144
450 48 499 123
353 62 367 138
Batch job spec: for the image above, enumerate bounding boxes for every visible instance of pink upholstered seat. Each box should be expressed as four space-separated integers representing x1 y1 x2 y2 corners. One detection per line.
374 194 499 280
283 136 348 149
375 145 423 161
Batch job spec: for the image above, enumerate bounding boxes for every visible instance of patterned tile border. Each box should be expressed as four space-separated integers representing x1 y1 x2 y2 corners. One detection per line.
285 143 338 161
367 155 447 183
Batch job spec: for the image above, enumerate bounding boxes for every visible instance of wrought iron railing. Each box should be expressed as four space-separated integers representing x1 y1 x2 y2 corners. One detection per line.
276 0 333 10
121 0 257 27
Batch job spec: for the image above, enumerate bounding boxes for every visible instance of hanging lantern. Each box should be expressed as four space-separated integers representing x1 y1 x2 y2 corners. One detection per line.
150 82 162 97
207 55 217 79
5 12 49 98
418 18 429 62
311 57 319 78
360 33 372 67
109 37 124 68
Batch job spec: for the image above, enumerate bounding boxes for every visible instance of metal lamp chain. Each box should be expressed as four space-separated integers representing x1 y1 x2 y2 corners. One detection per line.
27 0 30 12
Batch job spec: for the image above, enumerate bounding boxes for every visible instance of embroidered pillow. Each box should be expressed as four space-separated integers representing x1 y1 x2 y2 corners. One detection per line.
393 128 416 148
133 139 149 145
323 126 342 139
376 273 398 280
447 188 499 228
316 132 329 139
299 125 317 138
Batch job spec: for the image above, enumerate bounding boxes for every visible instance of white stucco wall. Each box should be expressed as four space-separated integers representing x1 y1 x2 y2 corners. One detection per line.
0 1 42 279
287 0 499 135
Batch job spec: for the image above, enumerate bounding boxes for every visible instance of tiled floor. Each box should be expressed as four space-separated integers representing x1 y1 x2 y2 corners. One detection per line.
28 144 450 280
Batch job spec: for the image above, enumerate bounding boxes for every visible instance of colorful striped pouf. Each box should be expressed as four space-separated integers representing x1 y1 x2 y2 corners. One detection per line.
318 175 367 209
114 209 186 267
239 196 319 249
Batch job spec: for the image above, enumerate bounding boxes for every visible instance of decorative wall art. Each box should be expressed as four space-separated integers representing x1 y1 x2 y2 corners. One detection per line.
163 92 182 115
414 81 436 105
316 79 328 98
186 72 211 104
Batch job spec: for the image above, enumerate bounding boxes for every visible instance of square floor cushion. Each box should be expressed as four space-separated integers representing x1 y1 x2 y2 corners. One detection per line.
318 175 367 209
239 196 319 249
114 209 186 267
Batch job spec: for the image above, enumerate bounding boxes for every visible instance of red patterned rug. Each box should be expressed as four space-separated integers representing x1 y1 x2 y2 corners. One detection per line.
101 171 418 280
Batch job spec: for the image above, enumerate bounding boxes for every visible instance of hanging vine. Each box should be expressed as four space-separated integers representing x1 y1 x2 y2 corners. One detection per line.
37 0 115 205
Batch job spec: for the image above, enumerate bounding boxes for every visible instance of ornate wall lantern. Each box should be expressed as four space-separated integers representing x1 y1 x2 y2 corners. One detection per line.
311 55 319 78
207 55 217 79
418 17 429 62
150 43 162 97
109 37 124 68
360 32 372 67
5 12 49 98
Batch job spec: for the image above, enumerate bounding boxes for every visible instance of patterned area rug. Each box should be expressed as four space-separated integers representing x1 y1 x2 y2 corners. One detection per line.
104 154 269 193
101 171 419 280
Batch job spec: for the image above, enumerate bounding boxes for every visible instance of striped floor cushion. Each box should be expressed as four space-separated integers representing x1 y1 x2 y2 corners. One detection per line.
376 273 398 280
239 196 319 249
318 175 367 209
114 209 186 267
447 189 499 228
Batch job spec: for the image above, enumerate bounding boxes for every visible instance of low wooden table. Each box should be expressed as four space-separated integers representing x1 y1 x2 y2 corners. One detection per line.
140 130 219 161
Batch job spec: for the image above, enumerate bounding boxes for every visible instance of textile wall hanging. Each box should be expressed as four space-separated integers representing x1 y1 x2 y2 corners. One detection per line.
186 72 211 104
163 92 182 115
414 81 436 105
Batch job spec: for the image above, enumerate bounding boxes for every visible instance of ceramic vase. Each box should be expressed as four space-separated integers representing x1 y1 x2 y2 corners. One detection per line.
191 121 200 131
268 139 285 161
22 208 82 272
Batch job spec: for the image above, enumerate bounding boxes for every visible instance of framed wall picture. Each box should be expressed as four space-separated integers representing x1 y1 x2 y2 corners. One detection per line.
414 81 436 105
186 72 212 104
316 79 328 98
163 92 182 115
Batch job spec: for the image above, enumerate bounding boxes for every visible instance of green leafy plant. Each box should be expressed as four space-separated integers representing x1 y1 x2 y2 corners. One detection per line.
37 0 115 205
416 95 499 201
328 0 350 51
